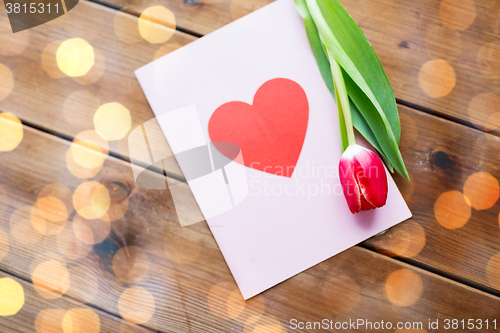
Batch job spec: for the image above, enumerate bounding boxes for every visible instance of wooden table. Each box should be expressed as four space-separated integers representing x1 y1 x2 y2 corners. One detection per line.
1 0 500 331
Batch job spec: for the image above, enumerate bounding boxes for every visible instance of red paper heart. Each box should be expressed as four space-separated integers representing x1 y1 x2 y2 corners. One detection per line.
208 78 309 177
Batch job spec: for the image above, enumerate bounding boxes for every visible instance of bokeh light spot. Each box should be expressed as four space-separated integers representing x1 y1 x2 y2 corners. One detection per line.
37 196 68 222
374 221 426 258
31 205 67 236
477 42 500 79
463 172 499 210
71 140 107 169
32 260 70 299
138 6 176 44
118 287 155 324
62 309 100 333
73 214 111 245
66 130 108 179
66 149 103 179
35 309 66 333
72 49 106 85
63 90 99 129
39 183 74 208
439 0 476 30
94 102 132 141
56 38 95 77
0 64 14 100
322 275 361 315
468 93 500 131
434 191 471 229
0 278 24 316
208 283 246 320
113 246 150 284
57 224 93 261
0 112 23 152
73 182 111 220
105 182 129 222
114 7 143 43
385 269 423 307
418 59 456 98
42 41 66 79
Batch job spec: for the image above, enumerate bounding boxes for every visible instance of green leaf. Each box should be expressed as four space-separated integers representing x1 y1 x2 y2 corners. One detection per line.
344 71 407 177
295 0 409 179
296 0 335 94
306 0 401 144
350 100 394 172
297 0 348 151
336 76 349 152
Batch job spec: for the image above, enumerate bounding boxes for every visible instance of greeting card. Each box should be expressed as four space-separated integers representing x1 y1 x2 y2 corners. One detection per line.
135 0 411 299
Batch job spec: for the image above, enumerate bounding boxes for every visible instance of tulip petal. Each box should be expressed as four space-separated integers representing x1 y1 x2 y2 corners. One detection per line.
353 149 388 208
339 157 361 213
359 189 376 211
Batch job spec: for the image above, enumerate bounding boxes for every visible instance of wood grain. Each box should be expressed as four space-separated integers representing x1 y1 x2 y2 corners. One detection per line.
0 0 195 179
0 115 499 331
99 0 500 134
364 105 500 296
0 271 154 333
1 0 500 330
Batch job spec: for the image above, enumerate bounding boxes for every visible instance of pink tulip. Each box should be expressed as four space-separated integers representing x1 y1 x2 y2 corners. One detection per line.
339 144 388 214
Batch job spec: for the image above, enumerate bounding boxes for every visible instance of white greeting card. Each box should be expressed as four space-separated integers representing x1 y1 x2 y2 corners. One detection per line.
135 0 411 299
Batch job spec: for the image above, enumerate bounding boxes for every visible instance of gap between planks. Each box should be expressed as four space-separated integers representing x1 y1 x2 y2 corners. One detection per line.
84 0 500 138
7 110 500 310
84 0 204 38
0 265 158 333
4 0 499 313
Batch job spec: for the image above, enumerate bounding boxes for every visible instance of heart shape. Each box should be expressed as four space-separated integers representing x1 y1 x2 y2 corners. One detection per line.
208 78 309 177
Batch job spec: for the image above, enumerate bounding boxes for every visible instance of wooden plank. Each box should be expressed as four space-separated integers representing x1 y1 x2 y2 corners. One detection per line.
0 271 154 333
99 0 500 134
2 0 499 181
363 104 500 296
0 0 196 179
0 124 235 332
1 117 500 331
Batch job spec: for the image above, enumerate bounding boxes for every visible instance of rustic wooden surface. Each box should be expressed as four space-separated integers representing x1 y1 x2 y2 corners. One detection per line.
102 0 500 133
0 0 192 178
0 271 155 332
1 0 500 331
1 121 499 332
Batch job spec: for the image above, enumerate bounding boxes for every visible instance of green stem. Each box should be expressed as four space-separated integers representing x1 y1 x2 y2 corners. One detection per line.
329 51 356 146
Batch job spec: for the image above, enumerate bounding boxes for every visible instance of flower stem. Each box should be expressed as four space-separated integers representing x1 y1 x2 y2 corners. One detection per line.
329 51 356 146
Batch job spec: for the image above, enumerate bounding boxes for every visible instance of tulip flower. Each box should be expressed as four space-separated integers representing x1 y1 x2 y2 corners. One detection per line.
339 144 388 213
330 48 390 214
295 0 409 212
